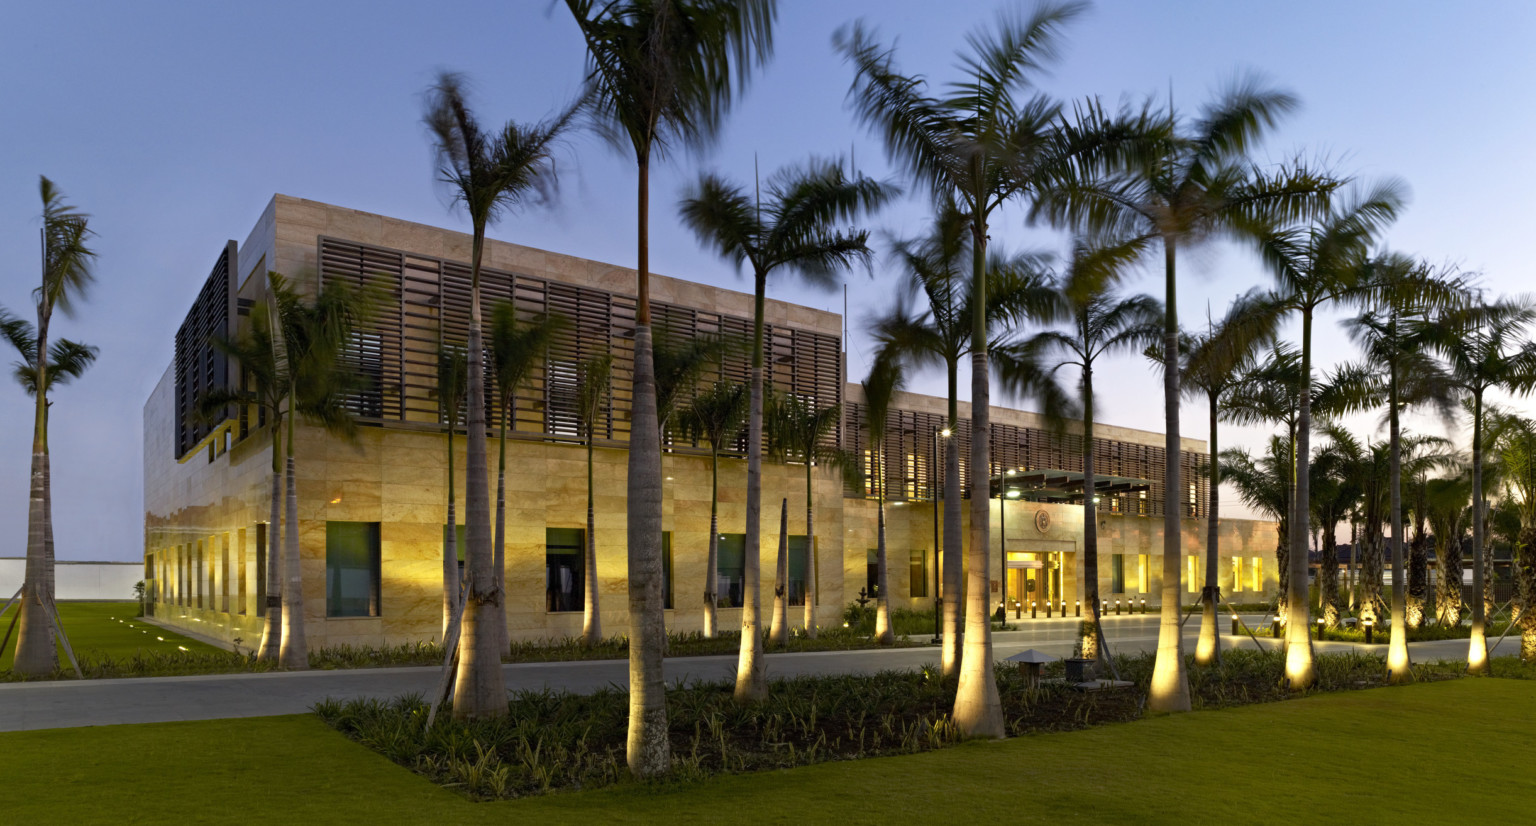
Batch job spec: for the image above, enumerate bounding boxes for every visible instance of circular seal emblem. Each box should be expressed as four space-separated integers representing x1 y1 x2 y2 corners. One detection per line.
1034 509 1051 534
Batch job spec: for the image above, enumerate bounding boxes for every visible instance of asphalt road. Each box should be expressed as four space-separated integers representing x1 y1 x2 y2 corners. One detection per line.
0 613 1499 732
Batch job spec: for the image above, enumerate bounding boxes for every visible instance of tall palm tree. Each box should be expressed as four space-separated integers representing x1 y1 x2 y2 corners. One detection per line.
435 345 468 645
1254 181 1405 687
12 177 95 676
765 393 847 640
682 379 748 638
679 158 889 702
838 1 1102 734
1311 435 1363 628
1486 410 1536 659
424 71 575 721
1423 297 1536 671
997 242 1159 667
187 283 291 660
1424 472 1471 626
1040 80 1334 711
567 1 774 771
576 353 613 647
489 303 563 651
1344 255 1463 682
1221 437 1295 579
860 351 905 645
872 202 1060 677
1164 289 1281 662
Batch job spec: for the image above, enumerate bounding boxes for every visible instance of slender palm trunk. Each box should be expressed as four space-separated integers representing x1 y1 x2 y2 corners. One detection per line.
1196 388 1221 665
1277 422 1296 620
1080 362 1103 662
14 308 56 676
453 231 508 720
704 449 720 638
1468 391 1489 673
278 410 307 669
443 424 458 644
1285 308 1316 689
1149 239 1191 712
257 425 283 660
494 407 509 655
874 457 893 644
735 273 768 703
626 156 670 774
1348 519 1358 611
803 460 817 638
1518 523 1536 659
954 215 1003 737
1385 351 1411 682
770 499 789 646
1407 515 1429 629
1320 521 1340 629
941 362 963 677
582 425 602 645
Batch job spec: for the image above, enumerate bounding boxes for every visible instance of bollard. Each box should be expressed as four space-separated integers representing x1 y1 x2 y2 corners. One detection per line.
1140 597 1147 614
1364 620 1374 644
1231 615 1240 635
1075 600 1081 618
1030 600 1037 619
1271 618 1281 638
1046 599 1053 618
1316 618 1325 640
1115 599 1122 616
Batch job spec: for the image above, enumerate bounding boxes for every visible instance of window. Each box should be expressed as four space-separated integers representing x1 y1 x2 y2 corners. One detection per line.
1251 557 1263 592
446 524 467 589
1111 554 1125 594
1233 556 1244 593
546 528 584 612
866 549 879 598
546 360 581 438
716 534 746 608
255 524 267 611
236 528 247 615
909 548 927 598
1137 553 1150 593
662 532 673 610
326 521 380 618
790 536 810 606
1187 554 1199 593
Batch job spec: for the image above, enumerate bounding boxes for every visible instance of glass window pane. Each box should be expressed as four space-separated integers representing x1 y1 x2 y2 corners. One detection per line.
909 548 927 599
1111 554 1125 594
662 532 673 611
788 536 809 606
546 528 584 613
717 534 745 608
326 521 380 618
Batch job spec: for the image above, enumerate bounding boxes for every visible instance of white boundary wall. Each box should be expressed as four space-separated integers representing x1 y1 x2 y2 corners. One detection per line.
0 559 143 601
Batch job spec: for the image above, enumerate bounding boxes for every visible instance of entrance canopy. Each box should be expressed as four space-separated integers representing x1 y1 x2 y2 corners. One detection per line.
990 468 1151 504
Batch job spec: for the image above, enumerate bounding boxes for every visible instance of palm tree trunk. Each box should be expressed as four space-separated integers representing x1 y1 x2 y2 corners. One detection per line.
803 460 817 638
443 425 458 644
257 424 283 660
626 155 671 775
1468 390 1489 673
1348 518 1358 611
1518 523 1536 660
941 361 962 677
1407 516 1429 629
770 498 789 646
1278 422 1296 621
1149 238 1191 712
734 273 768 703
1196 388 1221 665
874 466 893 645
1080 362 1103 662
582 427 602 645
1285 308 1316 689
953 215 1004 737
1321 520 1340 629
278 410 307 669
704 449 719 638
1386 353 1412 682
494 407 509 655
14 308 55 676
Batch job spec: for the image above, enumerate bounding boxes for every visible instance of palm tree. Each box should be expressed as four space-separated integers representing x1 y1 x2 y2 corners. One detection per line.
997 242 1160 667
1311 436 1363 628
1487 410 1536 659
1164 289 1281 662
860 351 905 645
566 1 774 770
1221 436 1293 588
424 71 575 721
1424 472 1472 626
1423 297 1536 671
576 353 613 647
11 177 95 676
679 158 889 701
489 303 563 651
1040 80 1334 711
434 345 469 644
1254 181 1405 687
1344 255 1464 682
838 1 1103 734
682 379 748 638
765 393 847 640
185 282 290 660
872 202 1061 676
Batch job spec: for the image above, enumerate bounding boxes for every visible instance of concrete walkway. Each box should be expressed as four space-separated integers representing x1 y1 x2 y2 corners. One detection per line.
0 614 1492 732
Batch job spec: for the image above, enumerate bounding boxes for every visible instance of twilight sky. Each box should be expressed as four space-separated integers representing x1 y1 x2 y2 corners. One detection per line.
3 1 1534 561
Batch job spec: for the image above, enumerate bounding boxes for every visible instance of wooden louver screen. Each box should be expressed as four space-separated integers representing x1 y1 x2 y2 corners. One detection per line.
174 242 236 458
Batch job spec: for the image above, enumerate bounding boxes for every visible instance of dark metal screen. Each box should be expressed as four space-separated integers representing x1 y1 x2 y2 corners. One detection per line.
174 242 237 458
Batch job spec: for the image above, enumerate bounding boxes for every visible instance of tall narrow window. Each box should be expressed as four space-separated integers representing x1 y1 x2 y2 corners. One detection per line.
866 549 879 597
220 533 231 613
1187 554 1199 594
1137 553 1150 593
1233 556 1244 593
445 524 467 592
789 536 810 606
1111 553 1125 594
716 534 746 608
236 528 247 615
909 548 927 598
1251 556 1263 592
326 522 381 618
254 524 267 612
545 528 584 612
662 532 674 610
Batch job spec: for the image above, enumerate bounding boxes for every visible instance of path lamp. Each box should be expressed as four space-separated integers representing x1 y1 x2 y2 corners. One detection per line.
1316 617 1325 640
1231 614 1240 635
1075 599 1081 617
1115 598 1121 616
1140 597 1146 614
1271 618 1282 638
1364 619 1374 644
1030 600 1036 619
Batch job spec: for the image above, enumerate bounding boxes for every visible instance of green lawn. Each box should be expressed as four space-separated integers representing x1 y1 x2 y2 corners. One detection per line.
3 678 1532 824
0 601 221 670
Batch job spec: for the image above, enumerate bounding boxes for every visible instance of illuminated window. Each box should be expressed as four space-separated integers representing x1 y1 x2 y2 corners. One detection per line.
717 534 746 608
1251 556 1263 592
326 521 380 618
1187 554 1199 593
789 536 810 605
909 548 928 598
1110 554 1125 594
1137 553 1150 593
1233 556 1244 593
545 528 584 613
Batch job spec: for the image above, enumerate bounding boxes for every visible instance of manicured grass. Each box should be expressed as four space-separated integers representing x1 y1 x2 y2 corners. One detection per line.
4 678 1534 824
0 601 221 672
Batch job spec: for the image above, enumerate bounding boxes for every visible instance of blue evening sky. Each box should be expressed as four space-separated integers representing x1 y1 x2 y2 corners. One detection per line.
2 1 1532 560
